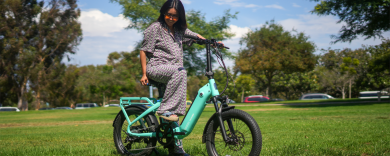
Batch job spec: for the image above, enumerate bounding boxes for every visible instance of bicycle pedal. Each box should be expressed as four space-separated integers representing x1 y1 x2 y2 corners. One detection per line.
174 132 185 135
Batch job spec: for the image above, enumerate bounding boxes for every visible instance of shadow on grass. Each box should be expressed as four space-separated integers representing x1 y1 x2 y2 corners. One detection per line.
282 101 389 108
240 98 390 105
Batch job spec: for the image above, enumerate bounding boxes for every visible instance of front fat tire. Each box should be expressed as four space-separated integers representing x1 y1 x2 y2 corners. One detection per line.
113 109 158 156
205 109 262 156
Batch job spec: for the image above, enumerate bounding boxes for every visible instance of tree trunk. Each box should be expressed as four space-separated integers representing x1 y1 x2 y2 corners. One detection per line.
35 70 42 110
349 79 352 99
241 89 244 103
36 90 41 110
22 95 28 111
266 73 274 100
284 92 288 101
103 92 105 106
17 93 23 110
17 77 28 110
342 86 345 99
268 81 272 100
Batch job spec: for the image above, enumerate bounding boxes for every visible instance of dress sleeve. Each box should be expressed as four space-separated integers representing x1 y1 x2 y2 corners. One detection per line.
140 24 159 53
183 28 199 44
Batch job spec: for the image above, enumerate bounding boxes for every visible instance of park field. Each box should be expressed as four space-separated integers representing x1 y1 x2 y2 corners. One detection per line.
0 102 389 156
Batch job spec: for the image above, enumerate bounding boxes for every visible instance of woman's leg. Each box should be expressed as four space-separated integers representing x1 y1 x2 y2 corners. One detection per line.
161 112 186 154
147 65 187 116
147 65 188 154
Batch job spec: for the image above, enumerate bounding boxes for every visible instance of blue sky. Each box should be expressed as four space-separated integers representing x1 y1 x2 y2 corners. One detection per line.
71 0 389 67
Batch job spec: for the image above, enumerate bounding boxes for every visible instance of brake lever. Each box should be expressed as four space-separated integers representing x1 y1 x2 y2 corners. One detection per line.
186 39 195 47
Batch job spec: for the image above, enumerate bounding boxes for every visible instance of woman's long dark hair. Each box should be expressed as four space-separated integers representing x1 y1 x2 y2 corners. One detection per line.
158 0 187 31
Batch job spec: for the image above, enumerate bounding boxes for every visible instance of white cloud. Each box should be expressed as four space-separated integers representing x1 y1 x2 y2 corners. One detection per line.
245 4 260 8
279 14 343 37
228 25 251 39
214 0 284 10
217 25 252 68
214 0 246 7
265 4 284 10
65 9 142 66
79 9 130 37
277 14 387 51
292 3 300 7
127 45 135 51
181 0 192 4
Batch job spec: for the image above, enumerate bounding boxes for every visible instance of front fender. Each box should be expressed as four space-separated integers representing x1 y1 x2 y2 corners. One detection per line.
201 106 235 143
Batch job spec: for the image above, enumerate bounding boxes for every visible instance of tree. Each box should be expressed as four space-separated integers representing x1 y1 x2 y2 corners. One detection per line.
340 56 359 98
80 51 138 105
235 20 316 99
234 74 256 102
273 71 320 100
368 39 390 77
311 0 390 43
366 39 390 93
316 48 360 99
110 0 236 75
1 0 41 110
38 63 81 108
0 0 82 110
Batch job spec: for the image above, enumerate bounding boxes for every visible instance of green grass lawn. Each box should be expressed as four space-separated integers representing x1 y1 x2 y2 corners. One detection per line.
232 98 390 105
0 102 389 156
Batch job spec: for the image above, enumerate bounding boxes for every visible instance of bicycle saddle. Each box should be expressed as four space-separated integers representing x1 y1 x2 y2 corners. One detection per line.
147 79 166 99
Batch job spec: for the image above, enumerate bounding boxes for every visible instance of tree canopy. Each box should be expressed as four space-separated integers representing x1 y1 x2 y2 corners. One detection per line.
235 20 316 99
110 0 237 75
0 0 82 110
311 0 390 43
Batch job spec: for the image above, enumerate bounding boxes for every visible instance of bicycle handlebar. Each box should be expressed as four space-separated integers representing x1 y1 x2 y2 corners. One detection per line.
184 36 229 49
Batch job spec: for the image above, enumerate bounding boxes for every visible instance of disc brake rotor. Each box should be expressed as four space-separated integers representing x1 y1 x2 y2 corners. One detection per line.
228 131 245 151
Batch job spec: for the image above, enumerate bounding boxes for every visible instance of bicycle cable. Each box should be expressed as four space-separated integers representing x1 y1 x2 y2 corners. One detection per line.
211 41 236 97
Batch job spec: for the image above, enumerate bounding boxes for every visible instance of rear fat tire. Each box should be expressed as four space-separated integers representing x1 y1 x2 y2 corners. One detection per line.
113 108 158 156
205 109 262 156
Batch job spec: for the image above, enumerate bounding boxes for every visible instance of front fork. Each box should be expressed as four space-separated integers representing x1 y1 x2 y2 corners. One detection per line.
211 96 236 143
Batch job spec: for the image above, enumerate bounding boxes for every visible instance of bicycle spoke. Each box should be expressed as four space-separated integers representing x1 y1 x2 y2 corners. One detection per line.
211 117 255 156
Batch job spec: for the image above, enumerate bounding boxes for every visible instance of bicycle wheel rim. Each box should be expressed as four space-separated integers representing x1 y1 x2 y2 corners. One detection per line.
211 117 255 156
118 113 154 155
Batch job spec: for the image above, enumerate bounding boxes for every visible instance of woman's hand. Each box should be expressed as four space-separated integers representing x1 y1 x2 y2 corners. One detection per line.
196 34 224 48
140 75 149 86
213 41 224 48
197 34 205 40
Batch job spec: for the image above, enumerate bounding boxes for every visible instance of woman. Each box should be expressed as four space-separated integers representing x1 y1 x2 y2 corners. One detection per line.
139 0 204 155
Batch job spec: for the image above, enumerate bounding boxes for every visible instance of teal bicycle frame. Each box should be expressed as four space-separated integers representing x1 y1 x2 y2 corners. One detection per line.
119 38 231 143
119 79 219 140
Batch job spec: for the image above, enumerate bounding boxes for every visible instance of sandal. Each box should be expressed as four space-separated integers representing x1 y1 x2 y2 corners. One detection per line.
160 114 179 122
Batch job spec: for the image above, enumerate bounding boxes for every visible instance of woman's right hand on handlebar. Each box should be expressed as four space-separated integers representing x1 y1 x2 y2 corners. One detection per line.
140 75 149 86
197 34 206 40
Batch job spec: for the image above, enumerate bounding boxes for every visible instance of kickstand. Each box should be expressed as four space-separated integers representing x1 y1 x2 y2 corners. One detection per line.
152 148 160 155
